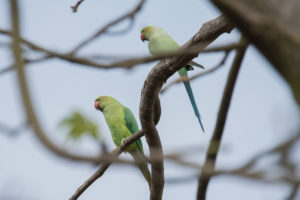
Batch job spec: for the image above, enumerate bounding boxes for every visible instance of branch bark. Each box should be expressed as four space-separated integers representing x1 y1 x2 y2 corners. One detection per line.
196 37 248 200
210 0 300 106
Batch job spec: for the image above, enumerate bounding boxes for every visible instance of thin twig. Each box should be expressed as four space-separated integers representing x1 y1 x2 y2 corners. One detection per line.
196 36 248 200
71 0 85 12
69 130 144 200
105 19 135 36
69 0 146 53
0 56 51 75
160 51 230 94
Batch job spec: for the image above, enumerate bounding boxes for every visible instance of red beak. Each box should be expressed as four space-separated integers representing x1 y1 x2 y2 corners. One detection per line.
140 33 145 42
94 101 99 110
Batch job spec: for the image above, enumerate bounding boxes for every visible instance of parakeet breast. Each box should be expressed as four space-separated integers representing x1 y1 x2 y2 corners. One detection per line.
148 32 180 57
102 104 139 151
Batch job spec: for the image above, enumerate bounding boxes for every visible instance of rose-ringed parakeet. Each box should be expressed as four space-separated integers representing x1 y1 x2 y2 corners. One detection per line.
140 25 205 132
94 96 151 188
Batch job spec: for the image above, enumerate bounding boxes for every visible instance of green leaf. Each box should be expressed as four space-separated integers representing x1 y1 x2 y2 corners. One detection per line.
59 111 101 141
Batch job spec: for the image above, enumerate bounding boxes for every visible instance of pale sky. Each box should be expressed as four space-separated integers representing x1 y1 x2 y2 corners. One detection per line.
0 0 299 199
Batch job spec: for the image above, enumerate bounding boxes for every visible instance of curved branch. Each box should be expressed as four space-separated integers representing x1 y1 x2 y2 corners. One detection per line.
210 0 300 106
196 37 248 200
139 15 234 200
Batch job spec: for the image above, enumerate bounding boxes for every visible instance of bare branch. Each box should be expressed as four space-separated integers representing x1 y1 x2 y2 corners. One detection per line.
196 37 248 200
71 0 85 13
105 19 135 36
0 29 239 75
69 130 144 200
0 56 50 75
210 0 300 106
69 0 146 54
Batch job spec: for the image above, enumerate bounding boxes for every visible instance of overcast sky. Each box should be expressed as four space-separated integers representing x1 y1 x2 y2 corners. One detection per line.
0 0 299 199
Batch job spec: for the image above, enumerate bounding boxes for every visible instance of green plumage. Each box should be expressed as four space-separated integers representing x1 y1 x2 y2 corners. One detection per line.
141 26 205 132
94 96 151 188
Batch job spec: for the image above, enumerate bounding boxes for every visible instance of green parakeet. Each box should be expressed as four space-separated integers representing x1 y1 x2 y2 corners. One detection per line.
94 96 151 188
141 25 205 132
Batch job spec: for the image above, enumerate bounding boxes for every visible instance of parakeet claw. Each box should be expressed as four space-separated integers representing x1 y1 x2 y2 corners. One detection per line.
121 138 126 146
186 65 194 71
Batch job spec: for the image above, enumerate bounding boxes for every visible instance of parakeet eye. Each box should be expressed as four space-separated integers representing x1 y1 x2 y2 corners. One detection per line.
100 97 105 101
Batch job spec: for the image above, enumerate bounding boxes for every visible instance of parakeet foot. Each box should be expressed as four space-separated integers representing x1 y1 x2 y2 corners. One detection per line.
186 65 194 71
121 138 127 146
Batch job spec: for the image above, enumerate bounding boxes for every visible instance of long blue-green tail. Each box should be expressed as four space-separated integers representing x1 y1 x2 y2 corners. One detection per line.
182 79 205 132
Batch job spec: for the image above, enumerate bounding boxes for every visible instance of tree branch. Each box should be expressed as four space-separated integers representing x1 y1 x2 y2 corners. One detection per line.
71 0 85 13
210 0 300 106
0 29 238 74
196 37 248 200
69 130 144 200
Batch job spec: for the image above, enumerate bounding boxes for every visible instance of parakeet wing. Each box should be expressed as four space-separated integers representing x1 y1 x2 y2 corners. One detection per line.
122 106 143 152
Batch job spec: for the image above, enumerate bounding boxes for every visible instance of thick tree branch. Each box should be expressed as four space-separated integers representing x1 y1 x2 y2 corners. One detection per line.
210 0 300 106
69 0 146 54
196 37 248 200
139 15 234 200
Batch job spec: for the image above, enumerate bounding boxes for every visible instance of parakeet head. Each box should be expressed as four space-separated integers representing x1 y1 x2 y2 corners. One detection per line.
140 26 160 42
94 96 118 111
